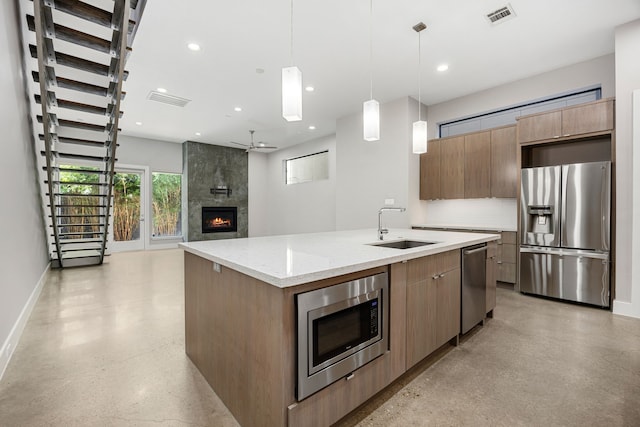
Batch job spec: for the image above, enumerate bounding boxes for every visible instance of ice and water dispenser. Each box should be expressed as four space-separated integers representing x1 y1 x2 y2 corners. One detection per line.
525 205 554 234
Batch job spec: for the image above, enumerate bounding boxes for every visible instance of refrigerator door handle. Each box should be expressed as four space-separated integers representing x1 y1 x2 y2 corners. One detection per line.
600 165 608 251
560 165 568 247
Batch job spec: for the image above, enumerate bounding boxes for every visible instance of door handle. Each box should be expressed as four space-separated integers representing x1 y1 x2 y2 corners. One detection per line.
464 246 488 255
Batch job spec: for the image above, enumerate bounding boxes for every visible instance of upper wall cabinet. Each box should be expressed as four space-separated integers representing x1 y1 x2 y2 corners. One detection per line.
419 125 517 200
464 131 491 198
440 136 465 199
490 126 517 198
517 99 614 144
419 139 441 200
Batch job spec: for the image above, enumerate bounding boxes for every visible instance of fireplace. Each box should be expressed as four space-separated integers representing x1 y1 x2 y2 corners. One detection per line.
202 207 237 233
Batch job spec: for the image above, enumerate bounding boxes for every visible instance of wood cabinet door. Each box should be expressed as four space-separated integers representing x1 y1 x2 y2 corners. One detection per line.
464 131 491 198
561 100 614 137
419 139 441 200
440 136 465 199
490 126 517 198
517 110 562 143
435 268 461 347
486 242 497 314
406 278 436 369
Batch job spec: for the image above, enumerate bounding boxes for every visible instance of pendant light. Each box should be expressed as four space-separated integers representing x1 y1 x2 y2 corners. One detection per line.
363 0 379 141
412 22 427 154
282 0 302 121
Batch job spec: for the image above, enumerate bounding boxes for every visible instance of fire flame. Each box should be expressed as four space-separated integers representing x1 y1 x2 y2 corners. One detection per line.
208 217 231 227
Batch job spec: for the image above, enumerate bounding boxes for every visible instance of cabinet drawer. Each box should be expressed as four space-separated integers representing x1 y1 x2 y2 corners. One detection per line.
497 262 516 283
407 250 460 284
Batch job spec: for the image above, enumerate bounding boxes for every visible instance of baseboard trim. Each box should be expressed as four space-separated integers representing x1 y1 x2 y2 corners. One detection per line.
0 262 50 382
612 299 640 319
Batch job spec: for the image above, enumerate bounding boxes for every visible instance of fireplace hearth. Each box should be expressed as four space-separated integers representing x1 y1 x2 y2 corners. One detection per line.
202 207 237 233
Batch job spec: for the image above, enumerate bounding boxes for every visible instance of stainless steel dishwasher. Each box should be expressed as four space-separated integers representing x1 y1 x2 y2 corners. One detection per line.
461 244 487 334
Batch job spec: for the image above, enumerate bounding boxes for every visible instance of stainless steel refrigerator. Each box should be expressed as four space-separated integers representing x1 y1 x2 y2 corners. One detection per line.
520 161 611 307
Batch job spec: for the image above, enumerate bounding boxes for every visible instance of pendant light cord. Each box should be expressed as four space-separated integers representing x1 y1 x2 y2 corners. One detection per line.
369 0 373 100
417 31 421 121
290 0 294 65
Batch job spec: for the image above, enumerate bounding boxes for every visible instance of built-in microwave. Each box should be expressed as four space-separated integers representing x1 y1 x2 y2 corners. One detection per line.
296 271 389 400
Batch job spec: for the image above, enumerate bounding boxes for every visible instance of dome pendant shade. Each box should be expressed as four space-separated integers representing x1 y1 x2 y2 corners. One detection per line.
282 66 302 122
363 99 380 141
413 120 428 154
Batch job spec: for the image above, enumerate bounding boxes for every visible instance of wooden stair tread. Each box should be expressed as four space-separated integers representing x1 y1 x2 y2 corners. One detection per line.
32 72 126 100
26 14 116 55
29 44 129 80
39 134 107 147
41 150 112 162
46 167 107 175
48 180 108 186
57 238 103 244
61 250 102 259
53 204 107 208
34 94 110 116
42 0 137 33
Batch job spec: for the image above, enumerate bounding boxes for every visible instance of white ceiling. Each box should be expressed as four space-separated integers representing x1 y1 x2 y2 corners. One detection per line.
115 0 640 149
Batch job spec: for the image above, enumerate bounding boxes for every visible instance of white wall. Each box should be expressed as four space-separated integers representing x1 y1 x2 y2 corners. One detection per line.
336 97 412 231
117 135 182 173
263 135 337 236
0 0 50 378
613 19 640 318
248 151 269 237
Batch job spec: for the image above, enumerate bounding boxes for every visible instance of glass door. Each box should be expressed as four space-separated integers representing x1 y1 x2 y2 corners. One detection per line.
109 169 145 252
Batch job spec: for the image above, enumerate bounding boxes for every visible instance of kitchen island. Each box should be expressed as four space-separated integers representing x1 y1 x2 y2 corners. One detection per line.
180 228 499 427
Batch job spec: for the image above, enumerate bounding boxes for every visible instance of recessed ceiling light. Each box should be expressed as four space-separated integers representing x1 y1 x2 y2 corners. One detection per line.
187 43 201 51
135 121 142 126
234 107 242 112
437 64 449 72
305 86 315 92
157 87 167 93
308 125 316 130
195 132 201 136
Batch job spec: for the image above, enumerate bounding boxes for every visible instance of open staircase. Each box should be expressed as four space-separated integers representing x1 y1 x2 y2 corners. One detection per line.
24 0 146 267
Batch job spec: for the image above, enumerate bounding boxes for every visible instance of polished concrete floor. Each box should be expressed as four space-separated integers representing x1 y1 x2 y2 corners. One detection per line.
0 249 639 426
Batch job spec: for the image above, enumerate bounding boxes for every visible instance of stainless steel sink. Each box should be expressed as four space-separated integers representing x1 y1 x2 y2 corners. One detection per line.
368 240 437 249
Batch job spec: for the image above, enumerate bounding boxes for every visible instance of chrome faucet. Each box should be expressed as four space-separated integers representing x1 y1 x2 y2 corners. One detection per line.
378 207 406 240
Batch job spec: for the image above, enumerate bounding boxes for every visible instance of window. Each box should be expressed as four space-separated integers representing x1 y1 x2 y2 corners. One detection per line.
285 151 329 185
151 172 182 238
439 86 602 137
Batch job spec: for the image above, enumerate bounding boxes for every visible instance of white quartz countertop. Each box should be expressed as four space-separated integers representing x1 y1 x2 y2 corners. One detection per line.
179 228 499 288
412 223 517 232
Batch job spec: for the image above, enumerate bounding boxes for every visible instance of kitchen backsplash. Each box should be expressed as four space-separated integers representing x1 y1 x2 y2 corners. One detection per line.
421 198 517 230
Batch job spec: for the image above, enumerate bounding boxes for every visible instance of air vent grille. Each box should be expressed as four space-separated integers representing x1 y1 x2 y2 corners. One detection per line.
486 4 516 25
147 91 191 107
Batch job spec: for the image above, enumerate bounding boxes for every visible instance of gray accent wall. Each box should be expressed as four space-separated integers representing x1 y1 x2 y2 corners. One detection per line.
183 141 248 241
1 0 49 366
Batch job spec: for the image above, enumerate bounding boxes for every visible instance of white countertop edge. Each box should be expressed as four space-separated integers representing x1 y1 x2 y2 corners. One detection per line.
180 231 499 288
412 223 517 233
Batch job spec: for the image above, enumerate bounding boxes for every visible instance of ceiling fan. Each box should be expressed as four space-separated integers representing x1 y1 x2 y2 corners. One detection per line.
230 130 278 152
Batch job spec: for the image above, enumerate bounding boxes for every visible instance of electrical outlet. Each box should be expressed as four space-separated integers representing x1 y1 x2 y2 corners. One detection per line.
384 198 395 206
213 262 221 273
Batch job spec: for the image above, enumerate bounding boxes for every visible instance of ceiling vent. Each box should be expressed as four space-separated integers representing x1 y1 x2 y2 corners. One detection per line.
147 91 191 107
485 4 516 25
